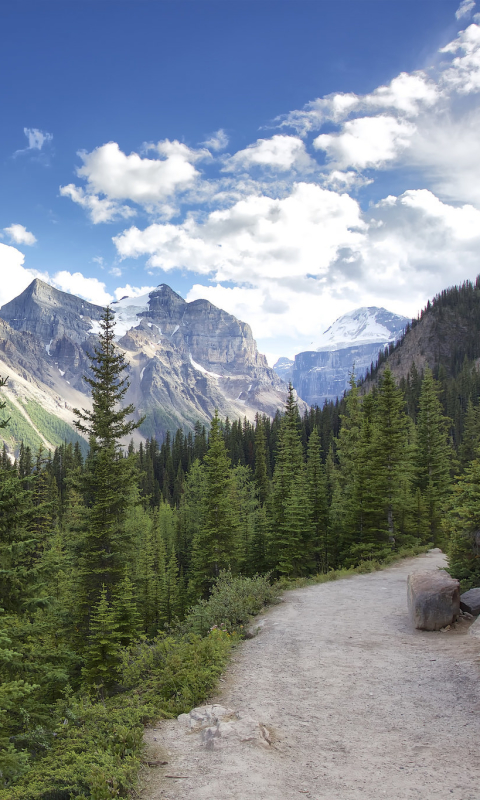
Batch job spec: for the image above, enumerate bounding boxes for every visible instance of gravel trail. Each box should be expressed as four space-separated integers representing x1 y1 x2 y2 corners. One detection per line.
141 551 480 800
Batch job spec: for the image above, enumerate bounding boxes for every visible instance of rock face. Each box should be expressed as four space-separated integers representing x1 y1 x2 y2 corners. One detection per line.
0 279 301 447
407 570 460 631
460 588 480 616
274 307 408 406
177 705 271 750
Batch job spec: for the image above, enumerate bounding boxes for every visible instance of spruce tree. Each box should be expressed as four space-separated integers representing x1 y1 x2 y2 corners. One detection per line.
73 306 143 623
269 385 313 577
190 411 238 597
306 428 329 572
414 367 451 545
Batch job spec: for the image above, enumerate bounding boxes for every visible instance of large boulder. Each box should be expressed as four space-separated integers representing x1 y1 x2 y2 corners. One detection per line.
460 588 480 616
407 570 460 631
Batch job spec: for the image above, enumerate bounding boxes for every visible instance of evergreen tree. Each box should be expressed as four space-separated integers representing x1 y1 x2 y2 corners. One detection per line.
306 428 329 572
73 306 143 623
81 585 121 697
414 367 451 545
190 411 238 597
269 385 313 577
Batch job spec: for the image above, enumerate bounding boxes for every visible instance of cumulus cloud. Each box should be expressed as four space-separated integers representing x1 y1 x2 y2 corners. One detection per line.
59 184 137 224
202 129 229 151
276 72 437 135
3 224 37 246
60 139 208 223
114 183 366 284
0 244 46 306
51 271 113 306
223 135 315 173
314 116 416 170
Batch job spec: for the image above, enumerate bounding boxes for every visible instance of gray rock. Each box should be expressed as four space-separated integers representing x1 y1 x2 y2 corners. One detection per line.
177 704 271 750
469 615 480 639
407 570 460 631
460 588 480 616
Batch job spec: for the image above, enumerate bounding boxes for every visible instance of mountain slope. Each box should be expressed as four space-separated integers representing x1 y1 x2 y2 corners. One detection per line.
275 307 408 406
0 280 301 454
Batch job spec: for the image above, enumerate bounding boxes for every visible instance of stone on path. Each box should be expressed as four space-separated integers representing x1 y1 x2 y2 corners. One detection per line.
469 615 480 639
460 587 480 616
407 570 460 631
177 704 271 750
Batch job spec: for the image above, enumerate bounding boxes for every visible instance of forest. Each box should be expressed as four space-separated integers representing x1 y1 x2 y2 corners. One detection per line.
2 282 480 798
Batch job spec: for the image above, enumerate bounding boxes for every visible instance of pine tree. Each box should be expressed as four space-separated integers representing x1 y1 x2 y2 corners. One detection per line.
269 385 313 577
0 377 9 430
306 428 329 572
190 411 239 597
414 367 451 545
73 306 143 623
81 585 121 697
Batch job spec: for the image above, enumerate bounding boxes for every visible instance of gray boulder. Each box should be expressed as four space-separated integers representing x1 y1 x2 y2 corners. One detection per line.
407 570 460 631
460 588 480 616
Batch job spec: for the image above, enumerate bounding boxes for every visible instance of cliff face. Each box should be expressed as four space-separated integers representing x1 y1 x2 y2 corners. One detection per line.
275 307 408 406
292 343 388 406
0 280 302 445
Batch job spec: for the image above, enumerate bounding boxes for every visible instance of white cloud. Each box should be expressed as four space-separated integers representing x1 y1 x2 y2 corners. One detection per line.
314 116 416 170
441 23 480 93
59 184 137 224
276 72 437 135
223 135 314 172
456 0 476 19
61 139 208 223
202 129 229 151
52 271 113 306
15 127 53 156
0 244 46 306
114 182 366 284
3 224 37 246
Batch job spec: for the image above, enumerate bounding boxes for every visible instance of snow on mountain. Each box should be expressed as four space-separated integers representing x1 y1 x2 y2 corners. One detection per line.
111 292 152 337
315 307 409 352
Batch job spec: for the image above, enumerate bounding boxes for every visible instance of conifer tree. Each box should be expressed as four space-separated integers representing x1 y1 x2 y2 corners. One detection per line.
269 385 313 577
73 306 143 622
190 411 238 596
81 585 121 696
414 367 451 544
306 428 329 572
254 415 270 506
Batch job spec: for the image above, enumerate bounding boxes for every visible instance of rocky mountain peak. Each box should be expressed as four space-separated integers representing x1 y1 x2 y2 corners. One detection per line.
0 279 104 348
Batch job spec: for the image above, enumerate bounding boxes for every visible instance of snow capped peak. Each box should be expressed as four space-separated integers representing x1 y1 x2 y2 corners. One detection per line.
110 290 155 337
315 307 409 352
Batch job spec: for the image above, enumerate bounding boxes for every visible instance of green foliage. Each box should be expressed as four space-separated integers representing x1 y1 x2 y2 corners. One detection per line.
183 571 280 636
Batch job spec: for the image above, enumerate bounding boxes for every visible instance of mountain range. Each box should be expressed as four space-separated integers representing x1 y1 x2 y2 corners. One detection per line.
274 307 409 406
0 279 302 456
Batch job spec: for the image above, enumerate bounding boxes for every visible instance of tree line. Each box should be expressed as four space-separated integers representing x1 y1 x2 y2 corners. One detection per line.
2 292 480 792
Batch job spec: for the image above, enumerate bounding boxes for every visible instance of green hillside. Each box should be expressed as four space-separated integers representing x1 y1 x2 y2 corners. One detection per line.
0 395 88 458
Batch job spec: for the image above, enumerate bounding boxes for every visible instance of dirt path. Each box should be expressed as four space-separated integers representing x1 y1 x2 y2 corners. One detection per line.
141 551 480 800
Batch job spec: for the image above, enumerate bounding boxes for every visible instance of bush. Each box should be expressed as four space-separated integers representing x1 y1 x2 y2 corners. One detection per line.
182 571 281 637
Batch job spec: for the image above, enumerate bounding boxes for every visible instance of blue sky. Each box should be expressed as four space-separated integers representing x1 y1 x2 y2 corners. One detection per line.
1 0 479 363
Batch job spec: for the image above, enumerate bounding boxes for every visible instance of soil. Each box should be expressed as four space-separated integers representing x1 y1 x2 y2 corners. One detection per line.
140 551 480 800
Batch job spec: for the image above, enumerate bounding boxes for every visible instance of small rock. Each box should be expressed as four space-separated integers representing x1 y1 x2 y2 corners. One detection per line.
460 587 480 616
469 615 480 639
178 704 271 750
407 570 460 631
